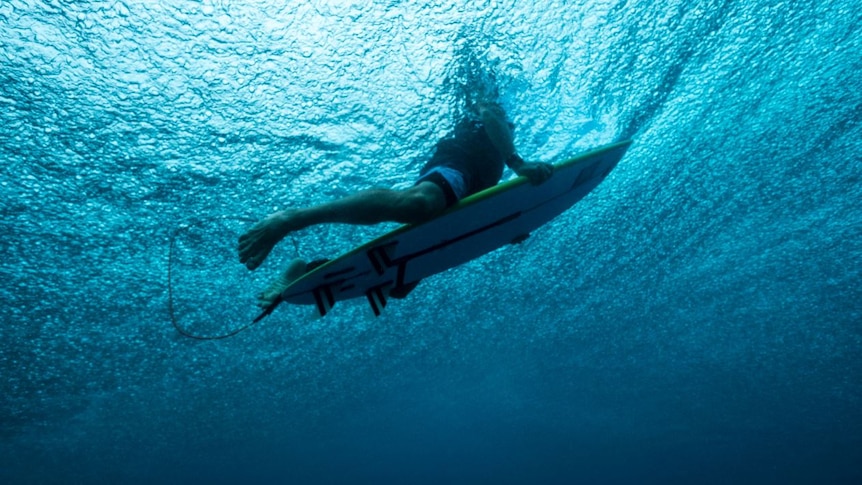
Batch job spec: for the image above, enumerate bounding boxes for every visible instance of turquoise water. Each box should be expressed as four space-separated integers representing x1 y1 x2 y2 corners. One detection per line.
2 1 861 483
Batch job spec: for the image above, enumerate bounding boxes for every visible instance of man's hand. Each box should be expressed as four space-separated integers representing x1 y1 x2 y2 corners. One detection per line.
516 162 554 185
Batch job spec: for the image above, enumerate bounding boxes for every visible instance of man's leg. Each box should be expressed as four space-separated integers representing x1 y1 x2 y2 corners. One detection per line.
239 182 447 271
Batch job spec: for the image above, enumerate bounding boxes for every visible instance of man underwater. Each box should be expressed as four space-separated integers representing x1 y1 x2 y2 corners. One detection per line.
238 99 553 308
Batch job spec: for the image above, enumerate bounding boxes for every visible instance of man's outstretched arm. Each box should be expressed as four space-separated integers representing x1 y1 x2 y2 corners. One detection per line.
478 102 553 185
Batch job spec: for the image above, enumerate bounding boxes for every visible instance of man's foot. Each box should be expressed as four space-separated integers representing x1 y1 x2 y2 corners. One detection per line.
257 258 307 308
238 210 301 270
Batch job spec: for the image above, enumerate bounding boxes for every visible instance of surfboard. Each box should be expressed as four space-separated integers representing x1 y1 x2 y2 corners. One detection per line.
261 140 632 319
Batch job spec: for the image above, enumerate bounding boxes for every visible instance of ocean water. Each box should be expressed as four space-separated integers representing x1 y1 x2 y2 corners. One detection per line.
2 0 860 483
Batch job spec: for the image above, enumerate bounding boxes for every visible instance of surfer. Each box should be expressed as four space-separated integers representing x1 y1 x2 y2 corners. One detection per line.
239 101 553 307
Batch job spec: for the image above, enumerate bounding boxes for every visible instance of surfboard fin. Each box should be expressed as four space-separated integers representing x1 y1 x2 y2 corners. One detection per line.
366 285 389 317
389 280 420 300
367 242 398 275
313 285 336 317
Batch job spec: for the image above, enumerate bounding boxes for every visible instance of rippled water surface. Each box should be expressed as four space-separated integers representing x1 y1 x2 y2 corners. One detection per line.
2 1 860 483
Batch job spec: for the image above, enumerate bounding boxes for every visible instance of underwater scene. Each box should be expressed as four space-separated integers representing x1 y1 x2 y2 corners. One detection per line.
2 0 860 483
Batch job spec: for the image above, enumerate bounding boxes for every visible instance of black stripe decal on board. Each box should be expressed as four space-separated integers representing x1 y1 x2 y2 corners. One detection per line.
397 211 521 264
367 247 385 275
367 243 397 276
323 266 355 279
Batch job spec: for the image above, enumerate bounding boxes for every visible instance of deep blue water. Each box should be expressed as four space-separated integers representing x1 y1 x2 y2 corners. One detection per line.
2 0 861 484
